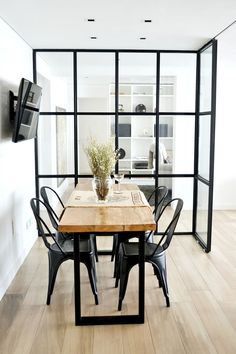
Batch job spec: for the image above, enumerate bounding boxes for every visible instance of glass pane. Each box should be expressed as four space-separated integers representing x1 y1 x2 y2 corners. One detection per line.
199 115 211 180
38 115 74 175
170 115 195 174
36 52 74 112
196 181 209 245
119 53 156 112
117 115 131 174
77 53 115 112
200 46 212 112
78 115 115 175
157 177 193 233
160 53 196 112
118 115 155 175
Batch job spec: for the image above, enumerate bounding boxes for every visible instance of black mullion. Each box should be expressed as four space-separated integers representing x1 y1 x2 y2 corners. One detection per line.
40 112 75 115
73 52 78 186
118 111 195 116
207 40 217 253
34 48 197 54
193 51 200 236
155 52 160 196
115 51 119 174
33 50 39 201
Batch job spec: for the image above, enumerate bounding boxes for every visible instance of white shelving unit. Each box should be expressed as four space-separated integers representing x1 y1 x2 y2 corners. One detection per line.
109 81 175 180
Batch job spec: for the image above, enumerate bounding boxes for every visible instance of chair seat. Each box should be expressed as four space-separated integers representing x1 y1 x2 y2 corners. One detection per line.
122 241 164 258
50 238 92 254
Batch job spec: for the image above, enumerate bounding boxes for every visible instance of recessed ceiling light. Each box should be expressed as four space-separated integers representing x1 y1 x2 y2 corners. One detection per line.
140 37 146 40
90 36 97 39
144 19 152 23
87 18 95 22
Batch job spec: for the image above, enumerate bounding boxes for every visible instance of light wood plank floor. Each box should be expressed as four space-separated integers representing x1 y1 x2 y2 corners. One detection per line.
0 210 236 354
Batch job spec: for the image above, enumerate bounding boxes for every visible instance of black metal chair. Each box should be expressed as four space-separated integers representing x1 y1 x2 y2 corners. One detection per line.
111 186 168 278
30 198 99 305
116 198 183 311
40 186 99 261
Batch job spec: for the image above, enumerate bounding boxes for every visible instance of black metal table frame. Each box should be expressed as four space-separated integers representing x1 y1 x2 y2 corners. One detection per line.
74 231 145 325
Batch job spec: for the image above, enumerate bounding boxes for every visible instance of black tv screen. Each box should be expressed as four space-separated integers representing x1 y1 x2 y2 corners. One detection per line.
12 78 42 143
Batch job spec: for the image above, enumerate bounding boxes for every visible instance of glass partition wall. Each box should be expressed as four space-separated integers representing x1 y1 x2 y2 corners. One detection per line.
194 41 217 252
34 42 217 251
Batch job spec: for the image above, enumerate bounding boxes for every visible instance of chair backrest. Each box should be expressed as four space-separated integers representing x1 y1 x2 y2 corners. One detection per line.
30 198 65 254
145 186 168 242
153 198 183 253
40 186 64 229
152 186 168 223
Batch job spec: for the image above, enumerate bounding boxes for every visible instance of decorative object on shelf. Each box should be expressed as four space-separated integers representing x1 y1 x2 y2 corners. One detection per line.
117 147 126 159
118 103 124 112
135 104 146 112
85 138 119 202
133 161 148 169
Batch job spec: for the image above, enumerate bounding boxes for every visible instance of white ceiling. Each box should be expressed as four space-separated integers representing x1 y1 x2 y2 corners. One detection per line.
1 0 236 50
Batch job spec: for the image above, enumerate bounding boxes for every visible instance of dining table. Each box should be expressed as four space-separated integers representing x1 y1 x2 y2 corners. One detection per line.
58 181 156 326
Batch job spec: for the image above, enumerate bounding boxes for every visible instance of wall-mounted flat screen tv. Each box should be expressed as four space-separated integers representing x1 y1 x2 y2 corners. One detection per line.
10 78 42 143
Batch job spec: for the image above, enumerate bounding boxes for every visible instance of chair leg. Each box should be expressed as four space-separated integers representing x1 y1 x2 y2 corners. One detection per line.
160 268 170 307
93 235 99 262
118 256 135 311
90 234 98 262
111 234 118 262
113 241 121 278
152 257 170 307
115 254 120 288
152 264 162 287
47 251 65 305
83 256 99 305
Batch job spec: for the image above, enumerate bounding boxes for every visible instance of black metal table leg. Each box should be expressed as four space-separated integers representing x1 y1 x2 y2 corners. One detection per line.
73 234 81 325
139 231 145 323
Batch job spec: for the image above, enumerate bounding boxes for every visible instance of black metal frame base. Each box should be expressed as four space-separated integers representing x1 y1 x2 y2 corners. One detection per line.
75 314 144 326
74 232 145 326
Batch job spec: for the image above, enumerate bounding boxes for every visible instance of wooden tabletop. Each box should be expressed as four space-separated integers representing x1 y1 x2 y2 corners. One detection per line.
58 206 155 233
59 182 155 233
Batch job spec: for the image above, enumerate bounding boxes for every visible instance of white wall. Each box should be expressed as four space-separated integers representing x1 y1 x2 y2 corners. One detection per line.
0 18 37 300
214 24 236 209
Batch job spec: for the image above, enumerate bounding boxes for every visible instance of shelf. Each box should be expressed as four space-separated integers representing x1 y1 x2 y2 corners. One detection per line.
132 136 154 139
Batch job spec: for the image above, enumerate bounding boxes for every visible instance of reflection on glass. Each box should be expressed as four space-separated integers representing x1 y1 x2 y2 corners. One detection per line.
38 115 74 175
199 115 210 180
77 53 115 112
160 53 196 112
196 181 209 245
200 46 212 112
119 53 156 113
78 115 115 175
36 52 74 112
